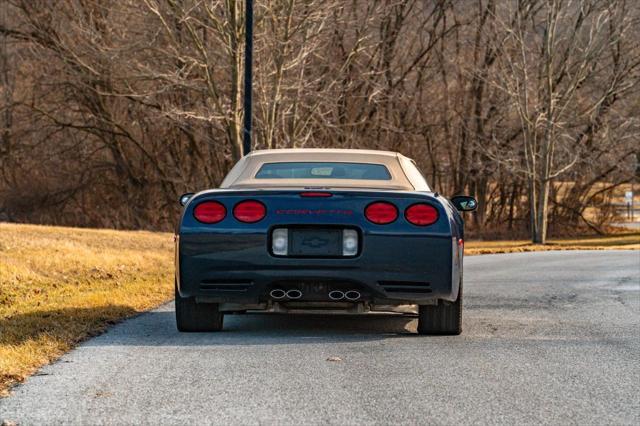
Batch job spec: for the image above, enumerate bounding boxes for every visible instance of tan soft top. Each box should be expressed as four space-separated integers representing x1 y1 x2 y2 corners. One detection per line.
220 148 426 190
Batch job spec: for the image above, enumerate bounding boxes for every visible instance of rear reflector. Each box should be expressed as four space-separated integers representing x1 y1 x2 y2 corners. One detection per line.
364 201 398 224
193 201 226 224
300 192 332 197
405 203 439 226
233 200 266 223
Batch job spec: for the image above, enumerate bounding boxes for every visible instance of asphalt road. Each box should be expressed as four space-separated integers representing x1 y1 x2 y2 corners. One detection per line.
1 250 639 425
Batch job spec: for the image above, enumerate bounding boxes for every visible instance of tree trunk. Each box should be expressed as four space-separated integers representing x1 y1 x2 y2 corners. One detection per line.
533 178 550 243
528 176 538 242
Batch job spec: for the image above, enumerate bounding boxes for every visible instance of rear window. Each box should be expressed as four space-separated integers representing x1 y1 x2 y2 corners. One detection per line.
255 162 392 180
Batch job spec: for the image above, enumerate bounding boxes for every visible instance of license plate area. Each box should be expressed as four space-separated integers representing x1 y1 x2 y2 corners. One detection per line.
290 228 342 257
270 227 359 258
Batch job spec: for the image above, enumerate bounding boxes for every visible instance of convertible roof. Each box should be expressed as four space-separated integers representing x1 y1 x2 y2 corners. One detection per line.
248 148 400 158
220 148 417 190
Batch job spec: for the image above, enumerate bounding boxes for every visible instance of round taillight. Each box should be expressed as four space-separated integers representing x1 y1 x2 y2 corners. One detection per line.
364 201 398 224
233 200 266 223
405 203 439 226
193 201 226 224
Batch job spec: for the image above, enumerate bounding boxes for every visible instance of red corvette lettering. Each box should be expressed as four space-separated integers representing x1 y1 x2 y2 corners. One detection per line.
275 209 353 215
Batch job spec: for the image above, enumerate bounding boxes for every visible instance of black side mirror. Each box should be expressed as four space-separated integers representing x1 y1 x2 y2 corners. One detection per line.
179 192 195 206
450 195 477 212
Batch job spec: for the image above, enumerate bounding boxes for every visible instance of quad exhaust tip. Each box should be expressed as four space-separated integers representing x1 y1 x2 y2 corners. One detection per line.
270 288 303 300
344 290 361 301
329 290 361 301
272 288 359 301
286 289 303 300
269 289 287 300
328 290 345 301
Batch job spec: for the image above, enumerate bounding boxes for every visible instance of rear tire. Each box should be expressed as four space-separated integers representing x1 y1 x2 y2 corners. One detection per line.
417 281 462 335
175 283 224 332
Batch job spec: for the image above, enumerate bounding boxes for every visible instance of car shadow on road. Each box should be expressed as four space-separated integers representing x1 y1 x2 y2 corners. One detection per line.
83 306 421 347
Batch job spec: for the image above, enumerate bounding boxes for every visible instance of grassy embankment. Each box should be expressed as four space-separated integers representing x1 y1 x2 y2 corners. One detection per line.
0 222 638 395
0 223 173 396
465 234 640 254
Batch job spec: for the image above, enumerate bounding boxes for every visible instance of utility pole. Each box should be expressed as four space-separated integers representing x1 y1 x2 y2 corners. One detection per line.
242 0 253 156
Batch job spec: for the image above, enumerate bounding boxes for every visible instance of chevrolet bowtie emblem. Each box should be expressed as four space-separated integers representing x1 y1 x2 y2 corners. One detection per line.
302 237 328 248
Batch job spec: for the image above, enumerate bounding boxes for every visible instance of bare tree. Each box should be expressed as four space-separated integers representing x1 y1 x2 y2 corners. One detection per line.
486 0 638 242
0 0 637 234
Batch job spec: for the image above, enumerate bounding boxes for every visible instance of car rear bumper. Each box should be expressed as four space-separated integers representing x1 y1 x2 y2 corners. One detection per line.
177 231 458 304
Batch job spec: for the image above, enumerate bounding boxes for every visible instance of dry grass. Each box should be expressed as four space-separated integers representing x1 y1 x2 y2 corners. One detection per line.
466 233 640 255
0 223 638 396
0 223 173 396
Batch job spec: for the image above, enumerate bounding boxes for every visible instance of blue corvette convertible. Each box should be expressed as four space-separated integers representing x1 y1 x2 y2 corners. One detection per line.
175 149 476 334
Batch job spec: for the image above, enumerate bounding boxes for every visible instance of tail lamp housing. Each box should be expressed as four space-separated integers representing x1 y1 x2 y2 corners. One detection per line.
193 201 226 224
405 203 439 226
233 200 266 223
364 201 398 224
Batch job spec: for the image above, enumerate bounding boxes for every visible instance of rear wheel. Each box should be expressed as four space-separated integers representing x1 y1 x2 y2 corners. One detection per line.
175 283 224 332
417 281 462 335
